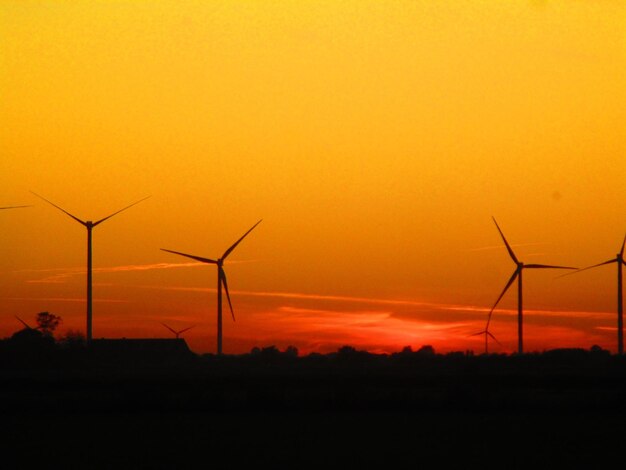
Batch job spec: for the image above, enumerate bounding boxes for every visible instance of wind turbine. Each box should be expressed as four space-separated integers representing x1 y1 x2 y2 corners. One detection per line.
15 315 34 330
161 323 195 339
488 217 576 354
469 300 502 355
31 191 150 343
469 312 501 355
564 235 626 354
161 219 262 355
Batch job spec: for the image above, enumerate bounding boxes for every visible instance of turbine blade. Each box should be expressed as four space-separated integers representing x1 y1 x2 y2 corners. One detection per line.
620 233 626 258
580 259 616 272
178 325 195 334
486 331 502 346
15 315 32 330
468 330 486 337
160 248 218 264
525 264 577 270
222 219 262 259
93 195 150 226
0 205 31 210
487 270 519 326
30 191 86 226
561 259 617 278
556 260 612 279
220 268 235 322
161 323 177 335
492 217 518 264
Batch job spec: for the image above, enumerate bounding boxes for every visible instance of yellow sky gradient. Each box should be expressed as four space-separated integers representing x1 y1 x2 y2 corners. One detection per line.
1 1 625 353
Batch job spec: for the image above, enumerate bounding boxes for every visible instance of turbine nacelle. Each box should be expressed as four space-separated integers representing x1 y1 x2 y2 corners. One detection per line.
31 191 150 229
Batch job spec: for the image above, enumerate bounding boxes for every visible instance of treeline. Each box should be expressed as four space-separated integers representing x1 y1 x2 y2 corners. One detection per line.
0 323 621 376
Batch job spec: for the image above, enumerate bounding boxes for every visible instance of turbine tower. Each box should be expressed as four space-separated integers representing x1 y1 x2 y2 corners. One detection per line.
161 219 262 355
488 217 576 354
566 235 626 354
469 328 500 355
161 323 195 339
469 311 501 355
31 192 150 343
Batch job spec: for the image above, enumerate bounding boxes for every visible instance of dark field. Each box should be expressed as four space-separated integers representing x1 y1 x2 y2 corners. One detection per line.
2 350 626 467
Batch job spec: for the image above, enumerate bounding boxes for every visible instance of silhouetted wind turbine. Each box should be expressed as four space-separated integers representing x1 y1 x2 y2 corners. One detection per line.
31 191 150 343
469 316 501 355
161 323 195 339
161 220 262 355
469 302 502 354
564 235 626 354
15 315 34 330
489 217 576 354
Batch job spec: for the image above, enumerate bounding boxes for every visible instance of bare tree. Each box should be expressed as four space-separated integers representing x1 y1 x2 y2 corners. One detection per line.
35 312 62 337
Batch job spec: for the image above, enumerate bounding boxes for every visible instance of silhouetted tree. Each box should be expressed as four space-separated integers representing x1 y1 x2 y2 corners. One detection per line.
11 327 44 342
260 345 280 357
337 345 357 356
589 344 610 357
417 345 435 356
284 345 299 357
35 312 62 337
58 329 86 349
9 327 55 353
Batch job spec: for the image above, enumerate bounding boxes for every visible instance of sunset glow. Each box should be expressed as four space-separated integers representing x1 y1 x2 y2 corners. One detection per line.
1 1 625 354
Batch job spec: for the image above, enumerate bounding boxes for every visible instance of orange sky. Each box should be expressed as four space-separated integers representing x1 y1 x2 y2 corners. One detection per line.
1 1 625 354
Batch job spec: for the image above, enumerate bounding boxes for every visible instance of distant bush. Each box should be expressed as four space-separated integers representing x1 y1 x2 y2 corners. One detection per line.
417 345 435 356
337 345 357 356
249 345 298 358
58 330 86 349
9 327 55 354
284 345 299 357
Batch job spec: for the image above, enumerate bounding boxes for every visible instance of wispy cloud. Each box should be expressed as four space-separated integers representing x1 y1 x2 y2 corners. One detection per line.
20 259 260 284
20 262 203 283
3 297 128 303
244 305 475 354
137 284 613 320
136 284 466 309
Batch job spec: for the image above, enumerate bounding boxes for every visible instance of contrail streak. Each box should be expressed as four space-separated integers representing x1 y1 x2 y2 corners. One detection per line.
20 260 258 283
464 242 548 252
3 297 128 303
